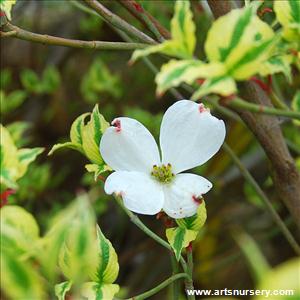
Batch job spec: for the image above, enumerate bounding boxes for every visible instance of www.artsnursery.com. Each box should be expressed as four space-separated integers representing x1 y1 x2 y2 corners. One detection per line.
186 288 295 297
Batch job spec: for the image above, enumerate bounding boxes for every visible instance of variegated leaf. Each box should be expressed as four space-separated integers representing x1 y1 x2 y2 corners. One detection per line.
49 105 109 166
166 227 198 261
155 59 226 95
205 6 275 80
274 0 300 43
1 249 45 300
80 282 120 300
58 196 98 283
17 147 44 178
176 201 207 231
0 0 17 20
55 281 72 300
89 226 119 284
81 105 109 164
192 76 237 99
85 164 111 181
131 0 196 62
1 205 39 255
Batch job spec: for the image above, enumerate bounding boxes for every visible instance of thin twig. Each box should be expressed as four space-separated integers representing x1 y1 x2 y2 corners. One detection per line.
1 22 147 51
125 273 189 300
83 0 156 44
223 143 300 255
222 97 300 120
114 195 188 274
118 0 166 42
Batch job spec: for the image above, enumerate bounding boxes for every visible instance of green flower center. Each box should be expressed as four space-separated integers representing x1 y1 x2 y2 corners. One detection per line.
151 164 175 183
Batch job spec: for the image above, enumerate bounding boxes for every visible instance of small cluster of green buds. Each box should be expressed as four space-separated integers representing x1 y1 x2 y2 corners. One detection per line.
151 163 175 183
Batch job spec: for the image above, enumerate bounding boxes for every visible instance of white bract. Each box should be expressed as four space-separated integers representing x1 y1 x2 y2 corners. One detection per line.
100 100 226 219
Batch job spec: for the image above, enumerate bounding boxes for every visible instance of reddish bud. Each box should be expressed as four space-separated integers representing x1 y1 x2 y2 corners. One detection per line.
112 119 121 132
133 2 143 13
186 242 193 252
258 7 273 17
250 76 271 94
1 189 15 208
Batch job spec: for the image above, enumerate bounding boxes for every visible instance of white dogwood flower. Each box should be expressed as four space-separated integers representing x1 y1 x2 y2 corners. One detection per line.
100 100 226 219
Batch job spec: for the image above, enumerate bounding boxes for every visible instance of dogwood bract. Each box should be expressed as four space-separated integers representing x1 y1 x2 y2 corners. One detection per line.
100 100 226 219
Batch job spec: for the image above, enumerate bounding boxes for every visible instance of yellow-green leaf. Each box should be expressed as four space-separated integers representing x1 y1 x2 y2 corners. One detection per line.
192 76 237 99
0 0 16 20
176 201 207 231
55 281 72 300
258 54 293 82
70 112 90 146
80 282 120 300
205 6 275 80
0 124 43 189
57 196 98 283
17 147 44 178
85 164 111 181
1 249 45 300
155 60 226 95
274 0 300 43
81 105 109 164
292 90 300 126
234 231 270 283
49 105 109 166
255 258 300 300
166 227 198 261
170 0 196 57
131 0 196 62
89 226 119 284
1 205 39 255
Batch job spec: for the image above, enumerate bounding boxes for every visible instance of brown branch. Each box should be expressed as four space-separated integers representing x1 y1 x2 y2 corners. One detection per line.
83 0 156 44
1 22 148 51
118 0 171 41
207 1 300 230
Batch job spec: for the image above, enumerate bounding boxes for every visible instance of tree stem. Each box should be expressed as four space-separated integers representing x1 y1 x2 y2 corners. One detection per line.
170 254 180 300
223 143 300 255
185 245 195 300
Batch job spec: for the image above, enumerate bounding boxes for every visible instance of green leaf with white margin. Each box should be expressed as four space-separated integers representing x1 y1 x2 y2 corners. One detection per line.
205 5 275 80
176 201 207 231
155 59 226 96
80 282 120 300
166 227 198 261
292 90 300 126
81 105 109 164
1 249 45 300
0 0 16 20
254 258 300 300
49 105 109 165
48 112 90 156
39 194 96 282
89 226 119 284
1 205 39 255
85 164 111 181
274 0 300 43
17 147 44 178
58 195 99 283
192 76 237 99
131 0 196 62
55 281 72 300
258 54 293 83
0 124 43 189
